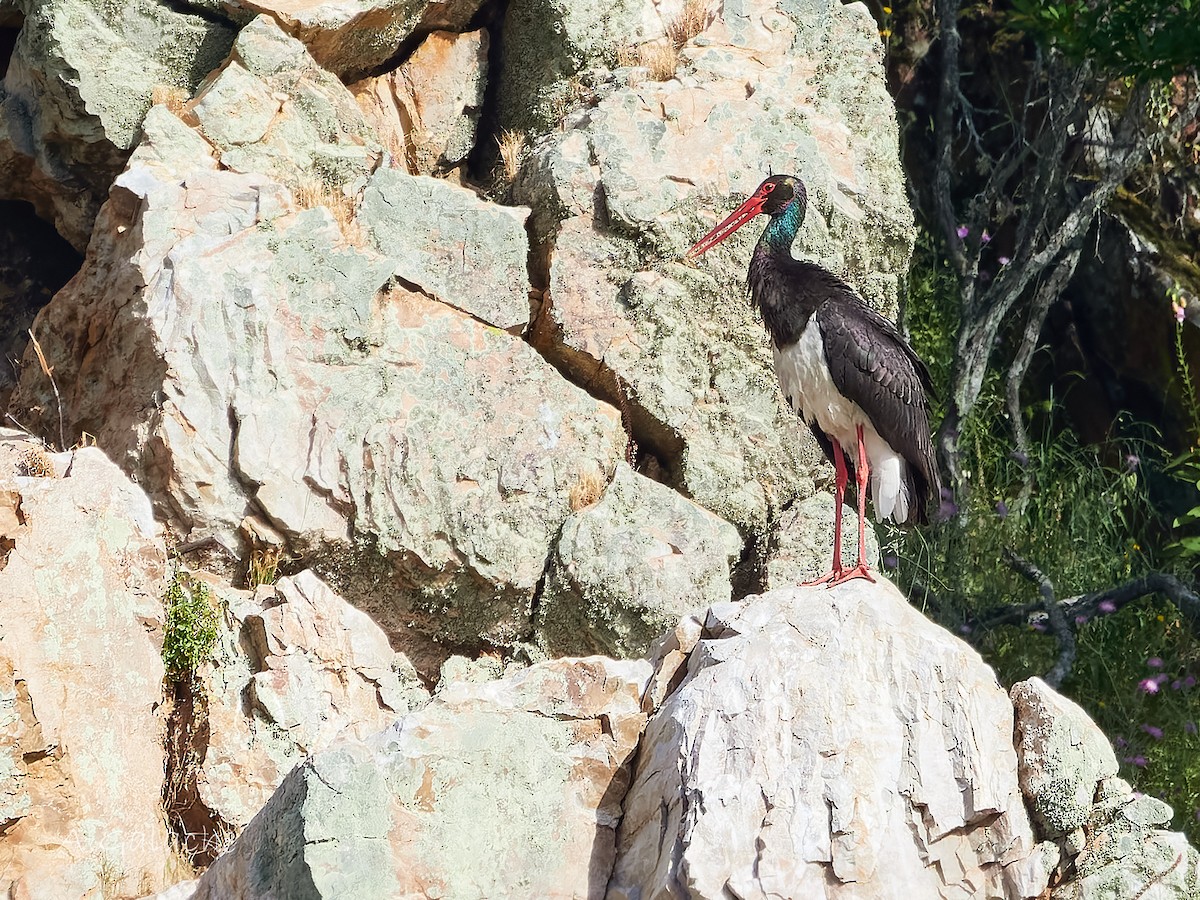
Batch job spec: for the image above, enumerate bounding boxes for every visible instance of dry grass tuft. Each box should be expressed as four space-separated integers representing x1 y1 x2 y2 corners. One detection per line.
17 446 54 477
568 467 607 512
247 546 284 589
496 129 528 185
290 176 367 248
641 42 680 81
667 0 710 47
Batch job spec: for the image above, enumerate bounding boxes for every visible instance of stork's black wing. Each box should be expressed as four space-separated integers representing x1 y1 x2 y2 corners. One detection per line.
814 291 941 524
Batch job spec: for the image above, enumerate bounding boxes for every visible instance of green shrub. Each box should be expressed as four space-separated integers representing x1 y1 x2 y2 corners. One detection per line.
162 572 219 682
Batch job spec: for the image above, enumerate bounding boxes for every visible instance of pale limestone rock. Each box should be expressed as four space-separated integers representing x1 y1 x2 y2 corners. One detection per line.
190 16 379 187
191 657 652 899
197 570 429 829
538 461 741 657
765 492 881 589
608 581 1049 899
0 0 235 248
351 29 488 176
0 440 176 899
1011 677 1120 836
360 168 533 329
1052 775 1200 898
232 0 487 78
498 0 672 137
515 0 911 535
11 98 624 662
1004 685 1200 899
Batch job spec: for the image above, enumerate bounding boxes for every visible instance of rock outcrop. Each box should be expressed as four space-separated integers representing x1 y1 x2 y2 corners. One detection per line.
0 0 236 248
610 581 1047 899
195 570 429 832
9 21 629 666
513 0 913 533
190 657 651 899
538 461 741 658
351 29 489 177
0 437 175 899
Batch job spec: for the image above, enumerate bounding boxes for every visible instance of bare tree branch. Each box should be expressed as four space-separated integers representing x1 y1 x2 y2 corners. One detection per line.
1004 549 1076 687
968 571 1200 635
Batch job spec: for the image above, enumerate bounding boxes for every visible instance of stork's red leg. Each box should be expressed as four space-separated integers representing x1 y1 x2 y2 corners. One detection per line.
802 437 850 586
830 425 875 585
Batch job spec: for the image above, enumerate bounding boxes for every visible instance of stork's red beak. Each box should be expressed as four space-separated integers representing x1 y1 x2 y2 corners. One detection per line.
686 189 770 258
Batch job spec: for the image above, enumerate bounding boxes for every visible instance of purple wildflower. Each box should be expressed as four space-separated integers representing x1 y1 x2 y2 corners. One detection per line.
1141 723 1164 740
1172 679 1183 691
1099 600 1117 615
1185 675 1197 689
1187 722 1198 734
1114 735 1128 749
958 624 973 635
1148 657 1164 669
956 225 969 239
1074 614 1088 626
1032 621 1047 633
1124 755 1148 768
981 230 992 244
1177 305 1187 324
1138 677 1162 694
998 255 1011 265
1125 454 1140 472
995 500 1009 519
883 552 899 570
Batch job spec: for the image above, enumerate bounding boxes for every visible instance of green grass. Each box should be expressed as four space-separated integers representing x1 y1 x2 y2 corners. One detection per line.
889 228 1200 841
162 571 220 683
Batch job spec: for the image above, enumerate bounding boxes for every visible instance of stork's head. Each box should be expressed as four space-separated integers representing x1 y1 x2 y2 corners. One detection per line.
686 175 807 258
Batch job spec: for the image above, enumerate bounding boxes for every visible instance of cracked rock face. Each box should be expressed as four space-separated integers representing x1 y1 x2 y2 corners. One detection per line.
190 656 652 900
537 461 742 658
0 438 173 899
515 0 913 534
196 570 429 832
608 582 1049 899
0 0 236 248
9 27 627 662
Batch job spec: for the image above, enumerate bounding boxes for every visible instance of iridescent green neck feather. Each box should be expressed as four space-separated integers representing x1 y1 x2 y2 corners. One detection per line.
759 198 804 254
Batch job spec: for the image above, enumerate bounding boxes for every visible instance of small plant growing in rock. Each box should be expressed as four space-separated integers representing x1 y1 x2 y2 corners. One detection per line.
162 571 219 682
667 0 710 47
247 545 285 588
289 175 367 248
496 129 528 186
568 466 607 511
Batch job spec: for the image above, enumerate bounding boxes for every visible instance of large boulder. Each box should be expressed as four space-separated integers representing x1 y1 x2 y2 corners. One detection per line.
608 581 1048 898
0 438 176 899
1012 679 1200 899
513 0 913 535
0 0 236 248
189 657 651 899
537 461 742 658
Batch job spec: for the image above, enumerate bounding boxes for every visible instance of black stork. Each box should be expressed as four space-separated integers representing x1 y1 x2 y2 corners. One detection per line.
687 174 941 586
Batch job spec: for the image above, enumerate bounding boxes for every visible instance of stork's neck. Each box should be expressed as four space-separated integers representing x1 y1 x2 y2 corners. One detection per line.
747 200 822 348
758 199 804 254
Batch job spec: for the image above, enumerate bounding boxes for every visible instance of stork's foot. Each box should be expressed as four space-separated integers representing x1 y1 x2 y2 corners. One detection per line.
800 570 838 587
828 563 875 586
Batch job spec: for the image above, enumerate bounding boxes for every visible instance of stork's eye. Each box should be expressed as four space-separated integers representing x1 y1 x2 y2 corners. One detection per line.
761 183 776 193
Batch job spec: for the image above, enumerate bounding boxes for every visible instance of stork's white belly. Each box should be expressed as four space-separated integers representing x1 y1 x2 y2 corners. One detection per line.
774 320 913 523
